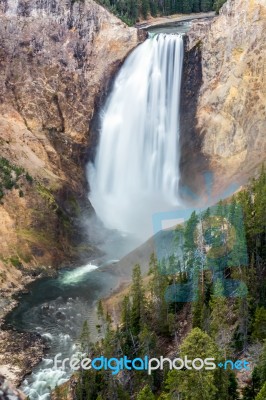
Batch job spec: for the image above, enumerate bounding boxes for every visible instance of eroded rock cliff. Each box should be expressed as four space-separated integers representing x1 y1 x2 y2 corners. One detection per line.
182 0 266 193
0 0 145 302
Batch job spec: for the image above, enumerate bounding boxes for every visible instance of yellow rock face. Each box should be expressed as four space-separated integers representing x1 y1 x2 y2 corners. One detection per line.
186 0 266 190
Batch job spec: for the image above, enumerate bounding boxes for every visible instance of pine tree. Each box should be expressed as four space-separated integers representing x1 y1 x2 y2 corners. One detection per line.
257 342 266 388
149 0 158 16
121 295 131 329
200 0 213 12
102 320 115 357
79 320 91 353
182 0 192 13
141 0 150 18
228 203 248 269
237 167 266 306
255 382 266 400
210 279 231 357
128 0 138 21
192 287 204 329
252 307 266 341
149 254 169 334
131 264 145 335
184 211 199 270
251 167 266 266
137 385 155 399
139 324 157 357
192 0 200 12
163 0 171 15
231 280 250 352
157 393 169 400
167 312 176 335
166 328 220 400
96 299 106 337
117 384 131 399
175 0 183 12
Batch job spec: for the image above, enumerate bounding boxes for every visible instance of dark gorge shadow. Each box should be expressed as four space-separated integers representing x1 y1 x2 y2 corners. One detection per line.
179 37 211 202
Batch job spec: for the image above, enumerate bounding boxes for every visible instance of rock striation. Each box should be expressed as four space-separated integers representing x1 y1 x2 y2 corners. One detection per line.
182 0 266 193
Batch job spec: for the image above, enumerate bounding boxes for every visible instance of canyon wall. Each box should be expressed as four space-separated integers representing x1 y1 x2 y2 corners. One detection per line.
182 0 266 194
0 0 145 300
0 0 265 300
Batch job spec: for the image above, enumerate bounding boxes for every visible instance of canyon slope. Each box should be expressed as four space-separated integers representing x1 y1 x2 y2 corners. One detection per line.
182 0 266 192
0 0 145 304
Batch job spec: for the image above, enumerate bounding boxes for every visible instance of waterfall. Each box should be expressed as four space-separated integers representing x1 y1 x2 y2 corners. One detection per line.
88 34 184 240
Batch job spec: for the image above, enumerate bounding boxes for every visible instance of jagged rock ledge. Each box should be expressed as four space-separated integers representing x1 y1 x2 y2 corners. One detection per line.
0 330 47 387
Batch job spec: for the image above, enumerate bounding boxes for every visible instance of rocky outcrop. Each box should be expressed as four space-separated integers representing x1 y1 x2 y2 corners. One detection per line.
0 375 26 400
0 0 145 299
0 330 46 387
182 0 266 193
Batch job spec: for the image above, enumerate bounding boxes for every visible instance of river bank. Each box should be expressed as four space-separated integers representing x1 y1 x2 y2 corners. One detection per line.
0 257 134 390
0 265 59 385
0 266 61 386
135 11 216 29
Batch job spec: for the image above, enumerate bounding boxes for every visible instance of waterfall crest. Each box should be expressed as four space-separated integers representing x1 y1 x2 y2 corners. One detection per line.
88 34 184 240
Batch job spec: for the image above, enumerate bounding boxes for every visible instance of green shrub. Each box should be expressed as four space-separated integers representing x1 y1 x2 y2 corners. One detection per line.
252 307 266 341
25 172 33 183
9 256 22 268
255 382 266 400
0 157 33 200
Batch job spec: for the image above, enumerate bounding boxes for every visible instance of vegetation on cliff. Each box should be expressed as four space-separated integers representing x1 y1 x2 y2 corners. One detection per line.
0 157 33 202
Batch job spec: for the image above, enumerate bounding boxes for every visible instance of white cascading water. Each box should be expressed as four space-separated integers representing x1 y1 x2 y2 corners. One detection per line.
88 34 184 240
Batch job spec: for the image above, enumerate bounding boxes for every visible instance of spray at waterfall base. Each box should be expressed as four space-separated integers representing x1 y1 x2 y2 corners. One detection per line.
53 354 250 375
